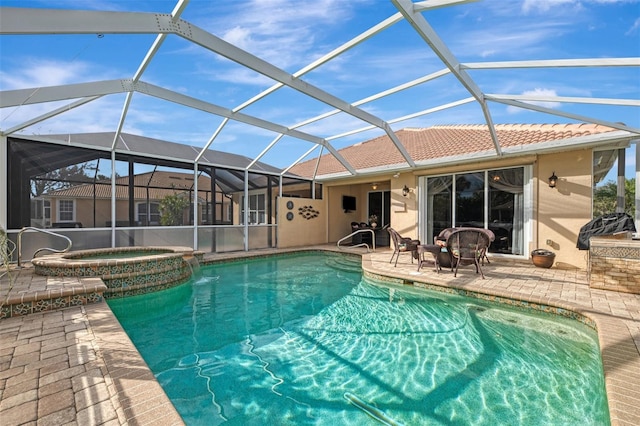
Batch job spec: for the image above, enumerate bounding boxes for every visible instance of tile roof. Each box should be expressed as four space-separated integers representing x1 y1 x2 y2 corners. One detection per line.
290 123 621 179
43 171 220 202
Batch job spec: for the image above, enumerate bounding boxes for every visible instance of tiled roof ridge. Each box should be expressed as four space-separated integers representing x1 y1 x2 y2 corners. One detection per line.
403 123 617 132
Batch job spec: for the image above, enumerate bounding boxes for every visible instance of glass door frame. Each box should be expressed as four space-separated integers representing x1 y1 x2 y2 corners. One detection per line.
418 165 532 257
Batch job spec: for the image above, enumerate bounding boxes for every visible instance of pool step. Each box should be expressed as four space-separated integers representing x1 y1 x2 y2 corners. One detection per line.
1 273 107 319
325 256 362 273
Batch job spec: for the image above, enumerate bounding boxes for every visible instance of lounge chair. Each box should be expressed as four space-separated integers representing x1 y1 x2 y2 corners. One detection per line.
445 228 491 279
387 228 420 267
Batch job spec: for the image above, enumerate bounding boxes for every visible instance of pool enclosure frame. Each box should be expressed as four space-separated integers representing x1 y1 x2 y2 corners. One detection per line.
1 1 639 257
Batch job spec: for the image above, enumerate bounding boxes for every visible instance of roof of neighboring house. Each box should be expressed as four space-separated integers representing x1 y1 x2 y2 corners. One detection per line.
42 171 220 202
289 123 627 179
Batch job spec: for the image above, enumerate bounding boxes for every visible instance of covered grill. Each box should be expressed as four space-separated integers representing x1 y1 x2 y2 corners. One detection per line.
577 213 636 250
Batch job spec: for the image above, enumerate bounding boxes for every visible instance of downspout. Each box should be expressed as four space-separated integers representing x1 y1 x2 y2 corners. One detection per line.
617 148 626 213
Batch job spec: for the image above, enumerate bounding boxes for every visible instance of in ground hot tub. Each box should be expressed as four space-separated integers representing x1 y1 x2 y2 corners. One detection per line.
32 246 204 298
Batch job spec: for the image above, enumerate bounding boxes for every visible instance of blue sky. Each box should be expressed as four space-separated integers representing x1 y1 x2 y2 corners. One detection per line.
1 0 639 179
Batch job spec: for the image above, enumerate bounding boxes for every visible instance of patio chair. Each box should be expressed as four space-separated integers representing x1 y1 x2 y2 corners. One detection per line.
446 228 491 279
387 228 420 267
436 227 494 265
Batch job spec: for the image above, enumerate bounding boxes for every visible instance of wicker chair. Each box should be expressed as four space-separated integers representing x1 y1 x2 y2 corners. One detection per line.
436 227 494 265
445 228 491 279
387 228 420 267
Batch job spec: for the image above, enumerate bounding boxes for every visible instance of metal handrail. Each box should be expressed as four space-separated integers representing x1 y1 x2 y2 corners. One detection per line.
17 227 73 267
337 229 376 252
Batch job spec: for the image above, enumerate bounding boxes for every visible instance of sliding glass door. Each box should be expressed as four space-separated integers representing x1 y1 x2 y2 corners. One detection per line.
422 166 527 255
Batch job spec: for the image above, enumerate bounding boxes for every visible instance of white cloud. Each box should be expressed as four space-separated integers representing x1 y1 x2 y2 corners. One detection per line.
522 0 577 13
507 88 562 114
206 0 363 69
522 0 640 13
0 58 92 90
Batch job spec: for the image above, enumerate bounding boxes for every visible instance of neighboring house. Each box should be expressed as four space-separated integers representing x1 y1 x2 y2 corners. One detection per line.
289 123 636 270
41 171 231 228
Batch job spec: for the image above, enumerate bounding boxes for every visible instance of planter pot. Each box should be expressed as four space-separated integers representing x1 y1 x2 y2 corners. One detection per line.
531 249 555 268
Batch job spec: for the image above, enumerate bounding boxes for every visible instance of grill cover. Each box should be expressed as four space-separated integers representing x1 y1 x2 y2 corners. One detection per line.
576 212 636 250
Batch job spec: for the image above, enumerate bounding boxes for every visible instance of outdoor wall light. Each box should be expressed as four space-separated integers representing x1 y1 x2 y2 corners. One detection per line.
371 183 378 190
548 172 558 188
402 185 410 196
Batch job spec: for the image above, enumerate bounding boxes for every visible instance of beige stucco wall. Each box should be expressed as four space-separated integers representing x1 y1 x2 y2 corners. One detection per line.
319 151 598 270
534 150 593 269
390 174 419 238
277 196 328 248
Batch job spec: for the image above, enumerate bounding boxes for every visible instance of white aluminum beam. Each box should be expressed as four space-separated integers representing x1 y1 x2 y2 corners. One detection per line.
282 145 321 176
136 81 323 143
487 94 640 107
0 8 175 34
0 80 132 107
234 12 404 113
195 118 229 163
488 97 640 134
1 96 101 136
291 68 451 130
462 58 640 70
392 0 502 155
112 0 189 150
327 97 475 141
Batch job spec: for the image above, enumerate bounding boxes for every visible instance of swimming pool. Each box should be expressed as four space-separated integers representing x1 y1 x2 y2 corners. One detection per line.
108 252 609 425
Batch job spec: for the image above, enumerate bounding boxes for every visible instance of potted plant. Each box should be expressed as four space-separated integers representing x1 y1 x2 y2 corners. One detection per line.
531 249 555 268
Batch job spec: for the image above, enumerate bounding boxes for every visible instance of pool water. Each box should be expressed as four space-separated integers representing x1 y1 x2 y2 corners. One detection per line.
108 253 609 425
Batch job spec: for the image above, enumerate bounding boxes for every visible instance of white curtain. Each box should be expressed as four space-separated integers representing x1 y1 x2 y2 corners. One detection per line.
489 169 524 255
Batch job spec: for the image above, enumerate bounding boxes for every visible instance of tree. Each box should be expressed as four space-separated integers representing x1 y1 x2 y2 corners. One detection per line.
593 178 635 218
31 163 95 197
159 193 190 226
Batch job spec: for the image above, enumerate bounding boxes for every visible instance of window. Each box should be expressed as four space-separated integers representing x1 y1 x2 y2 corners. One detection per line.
488 168 524 255
422 167 526 255
137 202 160 226
30 199 51 228
241 194 266 224
58 200 74 222
455 172 484 228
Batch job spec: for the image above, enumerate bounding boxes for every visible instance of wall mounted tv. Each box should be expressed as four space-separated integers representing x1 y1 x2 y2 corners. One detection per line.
342 195 356 212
